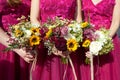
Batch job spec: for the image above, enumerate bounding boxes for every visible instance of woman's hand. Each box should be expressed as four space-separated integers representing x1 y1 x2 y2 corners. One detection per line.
0 28 35 63
52 46 66 58
14 49 35 63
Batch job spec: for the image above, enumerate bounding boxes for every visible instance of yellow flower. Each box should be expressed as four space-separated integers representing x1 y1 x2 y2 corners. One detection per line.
15 29 23 37
82 39 91 47
45 28 52 39
81 22 89 28
67 39 79 52
29 35 41 46
13 25 20 30
30 28 40 35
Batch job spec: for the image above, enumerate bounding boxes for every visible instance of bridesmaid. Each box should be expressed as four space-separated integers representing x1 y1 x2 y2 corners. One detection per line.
30 0 82 80
79 0 120 80
0 0 34 80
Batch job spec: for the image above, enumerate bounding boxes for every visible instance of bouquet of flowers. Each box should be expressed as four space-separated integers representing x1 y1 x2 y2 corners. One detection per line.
40 17 83 56
5 16 41 53
81 22 114 63
39 17 83 79
87 28 114 56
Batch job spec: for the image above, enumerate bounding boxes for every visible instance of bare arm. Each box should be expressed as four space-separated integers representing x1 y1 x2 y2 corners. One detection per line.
30 0 40 25
109 0 120 37
0 27 34 63
76 0 82 23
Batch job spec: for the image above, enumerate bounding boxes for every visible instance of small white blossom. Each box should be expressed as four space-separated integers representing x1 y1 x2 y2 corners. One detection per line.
24 30 32 38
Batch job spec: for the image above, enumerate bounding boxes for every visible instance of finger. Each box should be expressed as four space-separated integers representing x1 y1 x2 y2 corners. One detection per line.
24 58 34 63
85 53 91 58
53 52 59 55
52 49 59 55
25 54 34 59
57 51 66 58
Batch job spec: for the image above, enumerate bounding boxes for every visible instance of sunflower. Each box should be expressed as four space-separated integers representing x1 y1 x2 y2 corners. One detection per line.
82 39 91 48
81 21 89 28
15 29 23 37
30 27 40 35
45 28 52 39
67 39 79 52
29 35 41 46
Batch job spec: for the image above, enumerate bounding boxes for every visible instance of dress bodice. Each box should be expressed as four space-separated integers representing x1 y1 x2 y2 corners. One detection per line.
40 0 76 22
0 0 30 31
82 0 115 29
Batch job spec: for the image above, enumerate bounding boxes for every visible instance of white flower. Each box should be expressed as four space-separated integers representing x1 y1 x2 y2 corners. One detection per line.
89 41 104 55
24 30 32 38
73 23 81 32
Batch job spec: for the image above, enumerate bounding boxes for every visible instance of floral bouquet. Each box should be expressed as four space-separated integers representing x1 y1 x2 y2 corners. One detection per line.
5 16 41 53
40 17 83 79
40 17 83 57
87 28 114 56
81 22 114 80
81 22 114 63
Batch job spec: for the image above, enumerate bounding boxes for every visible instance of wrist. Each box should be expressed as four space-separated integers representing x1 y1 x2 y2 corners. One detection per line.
13 48 25 57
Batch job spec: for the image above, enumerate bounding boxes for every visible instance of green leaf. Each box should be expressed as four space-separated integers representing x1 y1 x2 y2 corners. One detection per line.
85 58 90 64
61 57 68 64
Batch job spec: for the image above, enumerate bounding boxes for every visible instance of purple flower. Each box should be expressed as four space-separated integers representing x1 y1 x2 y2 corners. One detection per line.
60 26 68 36
83 28 95 40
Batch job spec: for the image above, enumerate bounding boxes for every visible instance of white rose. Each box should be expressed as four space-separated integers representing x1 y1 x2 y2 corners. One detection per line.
89 41 103 55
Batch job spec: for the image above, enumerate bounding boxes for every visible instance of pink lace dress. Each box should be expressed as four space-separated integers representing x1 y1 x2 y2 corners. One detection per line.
80 0 120 80
0 0 30 80
32 0 82 80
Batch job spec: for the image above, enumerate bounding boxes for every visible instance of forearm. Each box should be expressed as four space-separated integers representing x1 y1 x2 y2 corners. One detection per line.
76 0 82 22
0 27 26 57
0 27 10 47
30 0 40 24
109 22 120 37
109 0 120 37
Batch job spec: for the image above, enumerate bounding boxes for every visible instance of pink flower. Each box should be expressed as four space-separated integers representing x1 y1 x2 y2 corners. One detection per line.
60 26 68 36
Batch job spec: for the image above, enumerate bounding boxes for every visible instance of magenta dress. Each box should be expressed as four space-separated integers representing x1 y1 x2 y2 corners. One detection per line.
32 0 82 80
80 0 120 80
0 0 30 80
